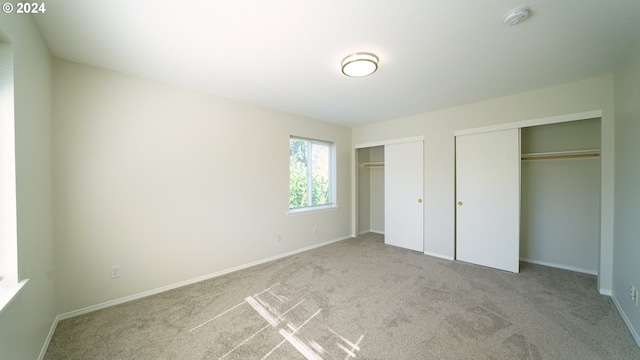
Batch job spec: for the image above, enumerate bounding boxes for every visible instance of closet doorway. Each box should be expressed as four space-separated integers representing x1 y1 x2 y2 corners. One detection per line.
355 137 425 252
520 118 601 274
455 115 602 277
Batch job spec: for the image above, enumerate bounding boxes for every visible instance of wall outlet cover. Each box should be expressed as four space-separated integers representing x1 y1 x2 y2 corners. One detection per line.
110 266 120 278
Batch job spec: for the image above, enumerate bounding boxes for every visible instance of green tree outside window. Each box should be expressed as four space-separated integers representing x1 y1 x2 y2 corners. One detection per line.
290 137 333 209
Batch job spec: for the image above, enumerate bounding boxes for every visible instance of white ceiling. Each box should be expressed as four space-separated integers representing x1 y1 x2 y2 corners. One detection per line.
34 0 640 127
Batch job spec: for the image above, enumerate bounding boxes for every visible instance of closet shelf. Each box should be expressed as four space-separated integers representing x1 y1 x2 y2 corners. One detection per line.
360 162 384 168
521 149 600 161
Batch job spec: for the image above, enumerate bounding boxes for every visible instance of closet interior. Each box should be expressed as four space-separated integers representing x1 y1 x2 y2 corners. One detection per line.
357 146 385 235
520 118 601 275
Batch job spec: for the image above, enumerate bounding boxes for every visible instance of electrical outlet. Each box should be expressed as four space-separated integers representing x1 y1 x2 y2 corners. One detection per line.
277 234 282 242
110 266 120 279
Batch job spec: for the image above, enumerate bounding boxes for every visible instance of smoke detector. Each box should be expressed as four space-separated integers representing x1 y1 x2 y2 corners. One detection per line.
504 7 530 26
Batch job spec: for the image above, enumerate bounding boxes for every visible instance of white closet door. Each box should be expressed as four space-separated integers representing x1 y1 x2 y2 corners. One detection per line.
456 129 520 273
385 141 424 252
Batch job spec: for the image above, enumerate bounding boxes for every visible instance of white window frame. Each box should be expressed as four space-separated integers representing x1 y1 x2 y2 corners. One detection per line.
288 136 337 214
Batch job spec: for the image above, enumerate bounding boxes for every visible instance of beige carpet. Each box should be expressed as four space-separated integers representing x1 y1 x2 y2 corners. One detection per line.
45 233 639 359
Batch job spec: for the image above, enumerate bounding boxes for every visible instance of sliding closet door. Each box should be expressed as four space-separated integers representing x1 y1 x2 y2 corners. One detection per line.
456 129 520 273
385 141 424 252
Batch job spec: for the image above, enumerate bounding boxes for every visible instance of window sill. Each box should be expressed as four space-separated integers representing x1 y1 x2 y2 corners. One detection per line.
288 205 339 216
0 279 29 316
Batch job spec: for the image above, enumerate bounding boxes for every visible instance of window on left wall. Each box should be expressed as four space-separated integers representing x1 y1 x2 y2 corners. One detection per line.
289 136 336 213
0 40 28 314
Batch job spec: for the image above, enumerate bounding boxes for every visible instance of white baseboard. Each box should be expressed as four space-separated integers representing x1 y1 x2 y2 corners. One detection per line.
38 315 60 360
611 294 640 348
599 289 612 296
424 251 454 261
358 229 384 235
519 257 597 275
39 235 352 357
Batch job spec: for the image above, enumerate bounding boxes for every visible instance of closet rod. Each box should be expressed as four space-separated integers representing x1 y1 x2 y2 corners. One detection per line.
521 153 600 161
361 162 384 168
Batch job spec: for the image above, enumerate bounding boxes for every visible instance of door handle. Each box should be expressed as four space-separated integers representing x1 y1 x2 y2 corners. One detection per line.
457 201 463 206
418 199 423 203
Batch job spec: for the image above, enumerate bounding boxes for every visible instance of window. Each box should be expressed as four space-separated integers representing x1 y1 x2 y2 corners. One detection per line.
289 137 335 211
0 40 26 314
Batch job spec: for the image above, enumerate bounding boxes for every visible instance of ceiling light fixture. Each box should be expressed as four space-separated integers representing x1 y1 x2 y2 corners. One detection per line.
341 52 379 77
503 7 530 26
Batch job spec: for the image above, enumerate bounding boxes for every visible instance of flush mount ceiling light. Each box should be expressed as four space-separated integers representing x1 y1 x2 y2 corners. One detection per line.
504 7 530 26
341 52 379 77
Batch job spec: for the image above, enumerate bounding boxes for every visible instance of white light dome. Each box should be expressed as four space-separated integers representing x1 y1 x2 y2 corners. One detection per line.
341 53 379 77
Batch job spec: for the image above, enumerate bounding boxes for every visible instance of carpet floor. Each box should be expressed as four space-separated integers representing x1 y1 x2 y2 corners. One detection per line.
44 233 640 359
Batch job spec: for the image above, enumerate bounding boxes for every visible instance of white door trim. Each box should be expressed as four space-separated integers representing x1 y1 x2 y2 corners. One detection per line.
354 135 425 149
454 110 602 136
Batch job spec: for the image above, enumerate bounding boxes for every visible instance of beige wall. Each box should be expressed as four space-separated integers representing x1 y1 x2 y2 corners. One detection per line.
0 12 56 360
52 59 352 313
353 75 615 291
613 39 640 344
